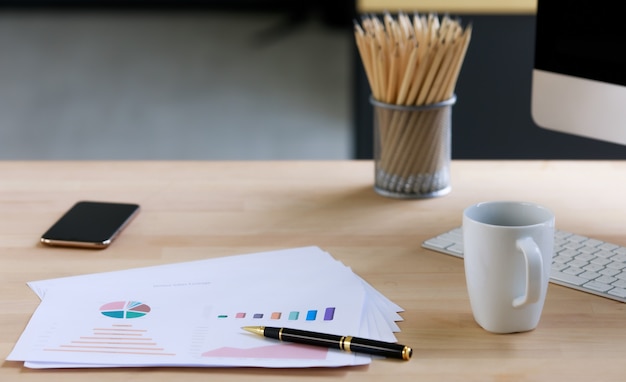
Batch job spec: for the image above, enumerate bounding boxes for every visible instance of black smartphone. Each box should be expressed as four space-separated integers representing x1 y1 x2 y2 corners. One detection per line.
40 201 140 249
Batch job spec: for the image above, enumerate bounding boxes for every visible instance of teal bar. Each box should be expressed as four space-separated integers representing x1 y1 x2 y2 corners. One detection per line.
288 311 299 320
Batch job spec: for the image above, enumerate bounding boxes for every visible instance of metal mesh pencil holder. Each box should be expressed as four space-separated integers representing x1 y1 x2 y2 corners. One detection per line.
371 95 456 199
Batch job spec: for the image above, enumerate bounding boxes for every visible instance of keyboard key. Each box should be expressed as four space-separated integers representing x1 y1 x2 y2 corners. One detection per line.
563 267 584 276
608 288 626 299
555 231 573 239
615 273 626 281
551 271 587 286
583 281 613 293
567 260 589 269
613 279 626 288
551 262 568 272
564 242 584 250
423 237 454 250
591 257 612 266
596 275 617 284
568 235 588 243
579 271 601 280
600 268 621 277
595 250 616 258
599 243 619 251
553 255 572 264
439 234 462 244
579 246 600 255
607 262 626 270
448 243 464 256
584 239 604 247
582 263 604 273
574 253 596 262
610 253 626 263
557 249 579 258
614 247 626 255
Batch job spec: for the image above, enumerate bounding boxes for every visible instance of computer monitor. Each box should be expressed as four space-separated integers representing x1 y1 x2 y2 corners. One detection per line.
531 1 626 145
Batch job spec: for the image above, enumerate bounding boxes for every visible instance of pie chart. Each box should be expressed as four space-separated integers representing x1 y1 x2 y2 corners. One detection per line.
100 301 151 319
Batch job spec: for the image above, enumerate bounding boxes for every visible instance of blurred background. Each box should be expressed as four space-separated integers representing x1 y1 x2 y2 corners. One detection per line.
6 2 626 162
0 2 354 160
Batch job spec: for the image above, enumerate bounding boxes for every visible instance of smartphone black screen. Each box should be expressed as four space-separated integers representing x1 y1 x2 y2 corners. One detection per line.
41 201 140 249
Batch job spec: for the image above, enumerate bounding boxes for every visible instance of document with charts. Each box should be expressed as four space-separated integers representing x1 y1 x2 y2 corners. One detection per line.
7 247 404 368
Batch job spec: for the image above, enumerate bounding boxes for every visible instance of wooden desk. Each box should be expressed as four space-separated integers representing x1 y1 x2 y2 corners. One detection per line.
2 160 626 381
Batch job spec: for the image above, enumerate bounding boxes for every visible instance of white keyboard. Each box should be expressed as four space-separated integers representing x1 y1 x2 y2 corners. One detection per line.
423 228 626 303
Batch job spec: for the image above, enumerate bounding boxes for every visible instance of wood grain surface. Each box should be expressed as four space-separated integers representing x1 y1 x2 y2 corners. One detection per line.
2 160 625 381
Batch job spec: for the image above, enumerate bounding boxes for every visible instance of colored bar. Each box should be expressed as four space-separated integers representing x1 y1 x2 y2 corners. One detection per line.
271 312 282 320
217 315 228 319
235 312 246 318
253 313 264 319
324 307 335 321
288 311 299 320
306 310 317 321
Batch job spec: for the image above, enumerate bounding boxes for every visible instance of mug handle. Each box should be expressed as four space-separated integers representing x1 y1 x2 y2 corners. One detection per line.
512 237 543 308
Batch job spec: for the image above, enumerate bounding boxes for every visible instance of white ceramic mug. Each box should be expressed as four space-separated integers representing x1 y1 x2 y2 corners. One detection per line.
463 201 555 333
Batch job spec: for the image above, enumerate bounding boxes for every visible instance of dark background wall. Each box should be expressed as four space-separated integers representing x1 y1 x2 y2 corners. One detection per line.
354 15 626 159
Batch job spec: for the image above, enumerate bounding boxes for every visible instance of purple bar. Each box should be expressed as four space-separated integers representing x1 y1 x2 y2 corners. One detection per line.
253 313 263 319
324 307 335 321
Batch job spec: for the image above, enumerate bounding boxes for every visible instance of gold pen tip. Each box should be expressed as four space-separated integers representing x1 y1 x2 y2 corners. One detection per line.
241 326 265 336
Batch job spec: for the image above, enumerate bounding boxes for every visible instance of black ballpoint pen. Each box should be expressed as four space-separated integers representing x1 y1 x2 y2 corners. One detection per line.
242 326 412 361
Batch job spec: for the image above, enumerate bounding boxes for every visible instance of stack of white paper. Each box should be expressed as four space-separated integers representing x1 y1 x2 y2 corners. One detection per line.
7 246 405 368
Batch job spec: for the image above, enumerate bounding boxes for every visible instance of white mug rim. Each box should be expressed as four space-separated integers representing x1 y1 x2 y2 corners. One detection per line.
464 201 554 229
